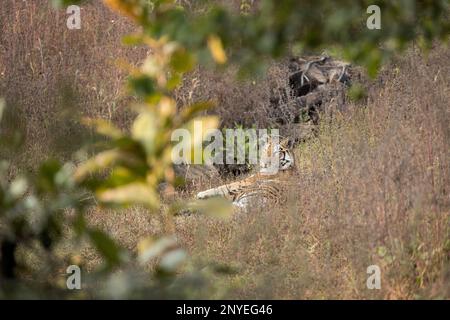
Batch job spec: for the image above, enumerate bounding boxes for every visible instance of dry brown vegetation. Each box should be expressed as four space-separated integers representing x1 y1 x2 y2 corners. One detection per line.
1 1 449 299
1 1 143 169
172 46 450 299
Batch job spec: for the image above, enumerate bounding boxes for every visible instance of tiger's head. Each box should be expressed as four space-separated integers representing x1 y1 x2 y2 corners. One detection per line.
259 136 295 175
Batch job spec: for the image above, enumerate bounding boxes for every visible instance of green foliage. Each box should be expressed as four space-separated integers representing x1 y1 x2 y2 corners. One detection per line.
53 1 449 77
0 156 87 296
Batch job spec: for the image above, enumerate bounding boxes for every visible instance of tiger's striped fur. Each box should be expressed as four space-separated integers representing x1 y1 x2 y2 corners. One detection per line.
196 137 295 208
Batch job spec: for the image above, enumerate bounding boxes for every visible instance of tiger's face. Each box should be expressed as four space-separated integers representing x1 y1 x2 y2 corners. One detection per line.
259 137 294 175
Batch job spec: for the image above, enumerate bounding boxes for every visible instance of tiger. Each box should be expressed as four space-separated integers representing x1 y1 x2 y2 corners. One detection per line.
196 136 296 208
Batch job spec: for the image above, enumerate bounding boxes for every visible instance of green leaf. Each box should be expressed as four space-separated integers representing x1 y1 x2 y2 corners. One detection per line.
97 182 159 208
159 249 187 273
208 35 227 64
74 149 124 182
131 111 158 154
128 75 156 98
170 49 196 73
88 228 124 269
8 177 28 200
166 73 182 90
104 167 139 188
36 160 62 194
82 118 124 139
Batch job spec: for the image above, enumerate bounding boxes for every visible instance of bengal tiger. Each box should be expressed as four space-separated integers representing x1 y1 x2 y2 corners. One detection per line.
196 137 295 208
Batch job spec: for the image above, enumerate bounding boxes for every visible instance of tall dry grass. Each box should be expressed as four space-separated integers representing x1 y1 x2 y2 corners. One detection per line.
0 0 144 168
176 46 450 299
1 1 448 299
0 1 288 174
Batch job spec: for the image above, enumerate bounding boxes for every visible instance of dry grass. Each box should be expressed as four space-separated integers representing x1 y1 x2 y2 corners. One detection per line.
87 46 450 299
1 1 449 299
174 46 450 299
0 0 144 169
